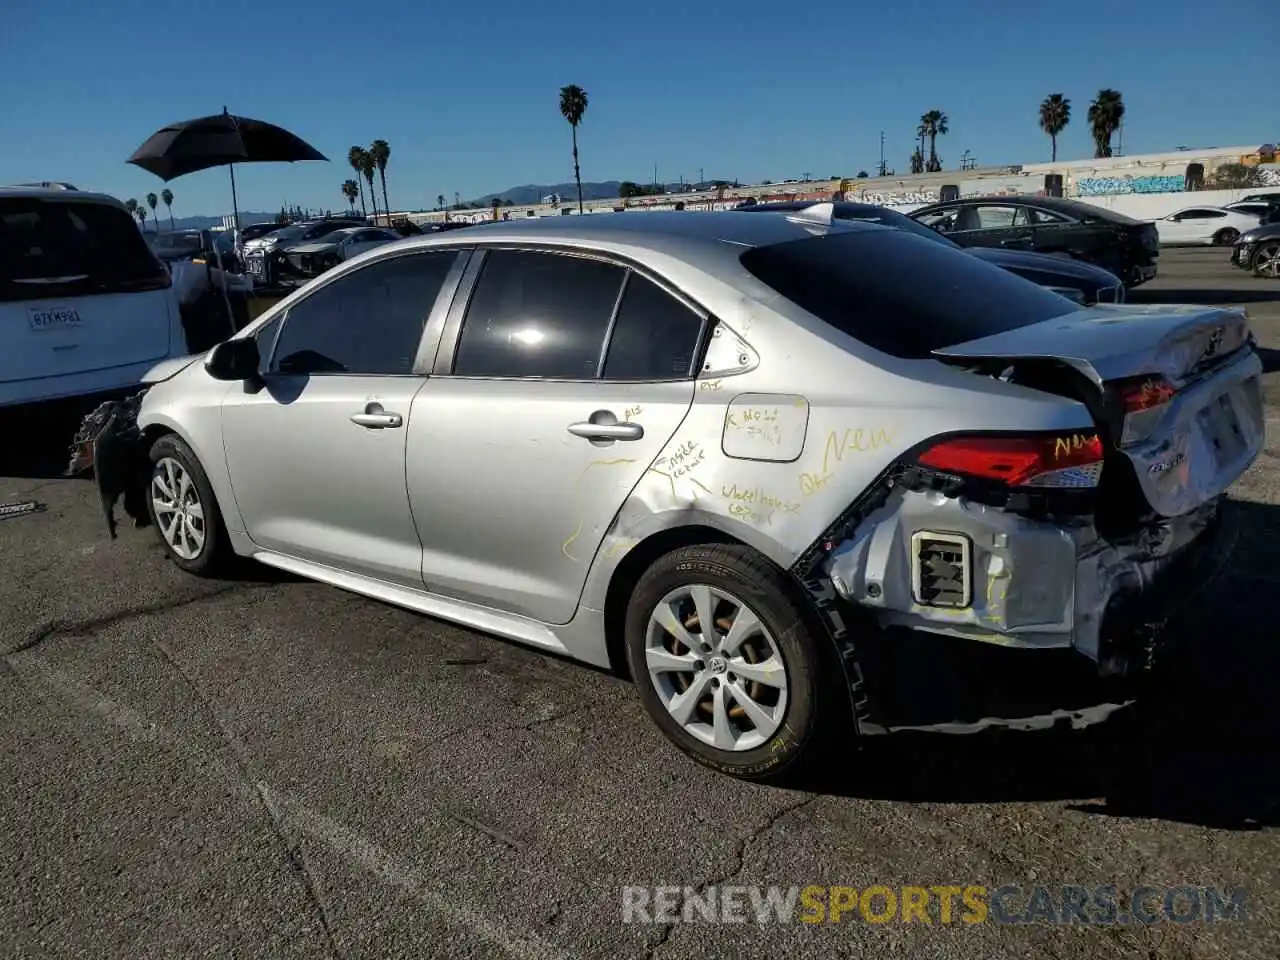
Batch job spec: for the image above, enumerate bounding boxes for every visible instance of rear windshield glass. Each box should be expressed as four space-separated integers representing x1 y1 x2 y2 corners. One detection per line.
0 198 166 299
740 231 1076 358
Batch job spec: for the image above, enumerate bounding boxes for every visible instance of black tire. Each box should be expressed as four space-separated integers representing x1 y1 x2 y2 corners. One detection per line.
1212 228 1240 247
145 433 233 576
624 543 849 782
1252 242 1280 279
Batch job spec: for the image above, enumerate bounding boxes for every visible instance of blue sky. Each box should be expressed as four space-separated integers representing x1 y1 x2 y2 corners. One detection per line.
2 0 1271 218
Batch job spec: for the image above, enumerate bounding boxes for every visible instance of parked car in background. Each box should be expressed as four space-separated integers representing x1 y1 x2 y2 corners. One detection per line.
242 218 367 286
1224 198 1280 224
908 196 1160 287
1151 206 1260 247
0 186 184 409
1232 222 1280 278
738 201 1125 304
282 227 402 277
84 211 1261 781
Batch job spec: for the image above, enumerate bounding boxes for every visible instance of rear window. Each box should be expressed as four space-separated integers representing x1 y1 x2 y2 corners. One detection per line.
739 231 1076 358
0 198 167 302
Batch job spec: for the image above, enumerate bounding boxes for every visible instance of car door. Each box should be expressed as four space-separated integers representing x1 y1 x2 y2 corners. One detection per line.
1024 205 1087 255
220 248 466 587
947 204 1033 250
406 247 705 624
1162 209 1220 244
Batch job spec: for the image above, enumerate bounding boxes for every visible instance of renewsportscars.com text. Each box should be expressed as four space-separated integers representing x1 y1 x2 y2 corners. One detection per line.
621 884 1248 925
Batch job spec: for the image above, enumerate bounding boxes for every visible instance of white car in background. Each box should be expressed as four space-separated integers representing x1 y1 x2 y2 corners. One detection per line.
0 185 185 409
1152 206 1261 247
283 226 403 276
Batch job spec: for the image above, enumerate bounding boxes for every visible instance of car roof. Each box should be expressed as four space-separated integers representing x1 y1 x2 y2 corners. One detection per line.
404 210 882 253
915 193 1143 223
0 186 125 207
739 200 895 218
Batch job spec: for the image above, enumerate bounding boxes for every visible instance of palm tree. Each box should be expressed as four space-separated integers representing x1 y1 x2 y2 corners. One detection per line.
132 204 147 232
1038 94 1071 162
437 193 445 212
919 110 948 172
559 84 589 214
145 192 159 233
370 139 391 224
915 120 928 173
160 188 174 230
358 151 379 222
909 148 924 175
124 198 138 217
341 179 360 213
1087 89 1125 158
347 146 369 218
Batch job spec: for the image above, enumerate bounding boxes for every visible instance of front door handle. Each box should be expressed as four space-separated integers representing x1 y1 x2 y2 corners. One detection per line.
350 402 403 429
568 409 644 444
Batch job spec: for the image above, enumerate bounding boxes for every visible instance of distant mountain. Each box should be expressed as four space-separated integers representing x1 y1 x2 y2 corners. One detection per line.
162 210 351 231
472 182 624 206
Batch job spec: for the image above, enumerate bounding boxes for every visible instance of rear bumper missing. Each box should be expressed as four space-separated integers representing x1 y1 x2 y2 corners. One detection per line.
819 493 1235 732
823 489 1233 670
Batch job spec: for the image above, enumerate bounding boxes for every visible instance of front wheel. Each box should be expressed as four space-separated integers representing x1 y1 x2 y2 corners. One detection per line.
624 544 849 782
1213 228 1240 247
146 434 233 576
1252 242 1280 278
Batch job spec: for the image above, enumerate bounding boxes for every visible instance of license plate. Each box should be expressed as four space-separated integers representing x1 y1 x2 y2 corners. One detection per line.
28 305 83 330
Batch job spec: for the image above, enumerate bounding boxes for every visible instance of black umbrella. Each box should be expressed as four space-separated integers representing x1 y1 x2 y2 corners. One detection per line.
127 107 327 228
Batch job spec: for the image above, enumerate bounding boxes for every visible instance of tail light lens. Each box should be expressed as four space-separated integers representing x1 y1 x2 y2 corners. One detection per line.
1114 375 1176 445
918 432 1105 488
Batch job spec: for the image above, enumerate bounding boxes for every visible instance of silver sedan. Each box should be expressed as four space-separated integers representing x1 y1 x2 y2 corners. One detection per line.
89 206 1263 781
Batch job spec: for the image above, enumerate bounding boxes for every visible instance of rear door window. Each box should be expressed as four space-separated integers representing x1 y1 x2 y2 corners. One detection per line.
602 274 704 380
451 250 626 379
0 198 167 302
739 231 1075 359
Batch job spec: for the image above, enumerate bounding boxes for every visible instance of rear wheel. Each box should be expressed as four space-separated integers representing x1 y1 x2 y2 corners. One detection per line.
1252 242 1280 278
624 544 848 781
146 434 232 576
1213 228 1240 247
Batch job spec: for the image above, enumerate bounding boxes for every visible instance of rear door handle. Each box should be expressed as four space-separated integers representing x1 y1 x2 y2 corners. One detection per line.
568 421 644 441
350 402 403 429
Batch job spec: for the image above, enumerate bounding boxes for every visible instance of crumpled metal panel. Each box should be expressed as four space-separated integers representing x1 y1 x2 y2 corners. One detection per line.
823 485 1223 664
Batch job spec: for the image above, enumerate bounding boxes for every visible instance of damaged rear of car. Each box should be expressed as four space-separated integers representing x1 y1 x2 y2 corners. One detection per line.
744 230 1262 730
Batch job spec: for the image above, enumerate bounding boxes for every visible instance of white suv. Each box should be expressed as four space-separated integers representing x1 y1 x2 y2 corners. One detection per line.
1 186 185 409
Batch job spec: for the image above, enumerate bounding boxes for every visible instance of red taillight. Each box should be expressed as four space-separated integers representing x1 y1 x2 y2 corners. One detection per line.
1114 375 1176 445
918 432 1105 488
1118 376 1176 413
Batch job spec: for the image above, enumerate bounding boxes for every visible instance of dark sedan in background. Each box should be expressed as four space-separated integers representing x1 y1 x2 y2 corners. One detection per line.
739 201 1125 304
907 195 1159 288
1233 222 1280 278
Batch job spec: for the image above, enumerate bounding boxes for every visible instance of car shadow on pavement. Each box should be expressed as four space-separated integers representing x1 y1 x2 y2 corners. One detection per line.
808 498 1280 831
1129 287 1280 305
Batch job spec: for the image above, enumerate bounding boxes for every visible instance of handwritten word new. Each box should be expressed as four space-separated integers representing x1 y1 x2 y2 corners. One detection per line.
1052 433 1099 460
821 428 895 474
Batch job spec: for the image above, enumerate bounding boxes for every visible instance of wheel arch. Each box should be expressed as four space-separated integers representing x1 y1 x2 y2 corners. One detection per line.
601 524 826 681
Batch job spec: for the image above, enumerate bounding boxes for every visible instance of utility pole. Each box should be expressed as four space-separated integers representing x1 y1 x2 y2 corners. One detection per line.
653 162 659 191
699 167 704 186
878 130 886 177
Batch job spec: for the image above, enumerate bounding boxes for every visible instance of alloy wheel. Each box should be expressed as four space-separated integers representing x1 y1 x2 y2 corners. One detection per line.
644 585 789 752
1255 243 1280 279
151 456 206 560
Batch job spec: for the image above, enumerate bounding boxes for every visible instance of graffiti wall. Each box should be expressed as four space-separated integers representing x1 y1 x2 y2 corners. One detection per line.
1075 174 1186 196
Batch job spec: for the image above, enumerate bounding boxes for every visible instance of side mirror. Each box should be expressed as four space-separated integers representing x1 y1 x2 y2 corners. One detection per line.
205 337 260 381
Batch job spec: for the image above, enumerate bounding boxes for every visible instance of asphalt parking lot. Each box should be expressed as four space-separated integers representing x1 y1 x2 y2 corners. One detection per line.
1 247 1278 959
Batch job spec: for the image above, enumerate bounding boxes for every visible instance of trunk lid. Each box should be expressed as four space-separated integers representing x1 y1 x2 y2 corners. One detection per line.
934 305 1264 518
